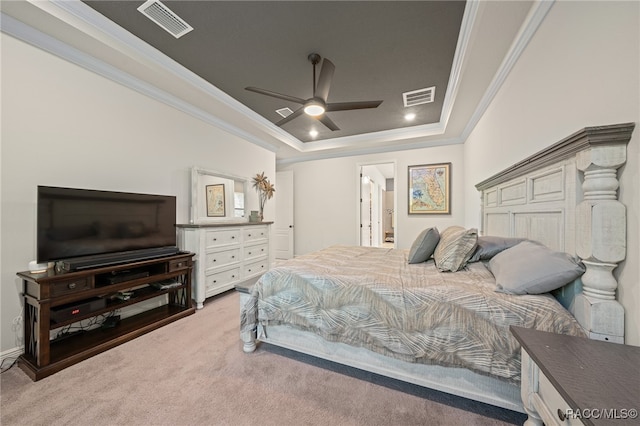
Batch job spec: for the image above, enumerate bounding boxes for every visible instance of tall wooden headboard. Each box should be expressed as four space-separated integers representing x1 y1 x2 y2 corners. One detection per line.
476 123 635 344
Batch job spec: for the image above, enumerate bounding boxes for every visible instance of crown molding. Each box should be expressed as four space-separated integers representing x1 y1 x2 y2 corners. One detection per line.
277 136 464 166
460 0 555 141
2 0 554 164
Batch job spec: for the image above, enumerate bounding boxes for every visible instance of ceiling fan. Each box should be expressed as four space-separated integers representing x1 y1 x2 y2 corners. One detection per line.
245 53 383 131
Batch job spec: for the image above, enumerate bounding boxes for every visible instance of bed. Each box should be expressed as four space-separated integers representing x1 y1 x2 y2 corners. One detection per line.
239 123 635 415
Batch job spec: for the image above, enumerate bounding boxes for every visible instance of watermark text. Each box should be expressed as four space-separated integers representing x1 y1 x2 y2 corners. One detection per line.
565 408 638 420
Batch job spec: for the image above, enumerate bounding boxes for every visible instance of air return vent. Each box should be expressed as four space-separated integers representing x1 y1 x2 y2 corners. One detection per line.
137 0 194 39
276 107 294 118
403 86 435 107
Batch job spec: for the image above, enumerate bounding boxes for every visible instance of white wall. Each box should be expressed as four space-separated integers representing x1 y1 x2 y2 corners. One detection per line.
463 1 639 345
278 144 465 255
0 34 276 354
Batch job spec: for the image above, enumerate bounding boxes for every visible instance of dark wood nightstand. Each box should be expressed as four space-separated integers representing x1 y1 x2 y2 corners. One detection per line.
510 326 640 426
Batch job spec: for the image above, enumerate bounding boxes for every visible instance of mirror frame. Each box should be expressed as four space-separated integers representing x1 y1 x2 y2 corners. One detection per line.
190 167 248 223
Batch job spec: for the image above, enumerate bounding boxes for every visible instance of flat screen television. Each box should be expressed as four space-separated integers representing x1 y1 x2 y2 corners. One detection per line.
37 186 178 270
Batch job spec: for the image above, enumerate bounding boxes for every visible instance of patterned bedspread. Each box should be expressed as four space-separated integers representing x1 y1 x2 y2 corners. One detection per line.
241 245 586 383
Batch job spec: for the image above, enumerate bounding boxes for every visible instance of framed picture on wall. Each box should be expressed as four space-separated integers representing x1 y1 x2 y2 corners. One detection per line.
408 163 451 214
206 184 226 217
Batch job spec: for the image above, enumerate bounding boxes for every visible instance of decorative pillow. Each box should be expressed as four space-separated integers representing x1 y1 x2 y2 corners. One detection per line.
467 236 528 263
489 241 586 295
433 226 478 272
407 227 440 264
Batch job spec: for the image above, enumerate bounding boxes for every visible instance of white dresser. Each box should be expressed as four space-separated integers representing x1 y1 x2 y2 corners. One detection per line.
177 222 271 309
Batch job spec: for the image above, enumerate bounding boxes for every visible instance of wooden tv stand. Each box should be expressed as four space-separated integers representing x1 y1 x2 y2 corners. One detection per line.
17 252 195 381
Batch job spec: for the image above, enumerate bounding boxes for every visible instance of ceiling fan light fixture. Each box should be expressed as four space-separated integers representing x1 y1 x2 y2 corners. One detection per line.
304 102 325 116
246 53 381 132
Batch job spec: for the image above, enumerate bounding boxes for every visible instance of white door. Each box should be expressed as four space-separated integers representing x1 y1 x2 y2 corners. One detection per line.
275 171 294 259
360 163 395 248
371 182 382 247
360 176 372 246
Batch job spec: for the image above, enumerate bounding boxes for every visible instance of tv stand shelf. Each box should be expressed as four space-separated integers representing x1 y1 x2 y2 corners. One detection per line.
17 252 195 381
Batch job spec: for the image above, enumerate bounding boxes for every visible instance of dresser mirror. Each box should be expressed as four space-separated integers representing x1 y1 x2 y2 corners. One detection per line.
190 167 247 223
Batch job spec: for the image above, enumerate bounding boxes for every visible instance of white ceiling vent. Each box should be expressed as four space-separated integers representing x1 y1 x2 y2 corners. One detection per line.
276 107 294 118
403 86 435 107
137 0 194 39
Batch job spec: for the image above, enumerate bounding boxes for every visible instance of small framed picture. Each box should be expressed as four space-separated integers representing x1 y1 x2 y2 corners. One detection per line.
408 163 451 214
206 184 225 217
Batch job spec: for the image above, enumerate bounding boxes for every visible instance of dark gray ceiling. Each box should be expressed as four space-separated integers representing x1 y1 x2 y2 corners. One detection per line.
2 0 537 162
82 1 466 143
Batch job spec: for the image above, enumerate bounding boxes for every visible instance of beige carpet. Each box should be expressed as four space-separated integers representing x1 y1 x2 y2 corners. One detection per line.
0 290 525 425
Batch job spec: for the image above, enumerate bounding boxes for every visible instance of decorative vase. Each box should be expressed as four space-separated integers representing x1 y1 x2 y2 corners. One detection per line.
249 210 260 222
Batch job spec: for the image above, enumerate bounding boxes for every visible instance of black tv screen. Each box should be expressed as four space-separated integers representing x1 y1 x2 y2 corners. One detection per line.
37 186 177 263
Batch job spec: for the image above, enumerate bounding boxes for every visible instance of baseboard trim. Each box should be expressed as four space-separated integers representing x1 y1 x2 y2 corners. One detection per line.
1 346 23 366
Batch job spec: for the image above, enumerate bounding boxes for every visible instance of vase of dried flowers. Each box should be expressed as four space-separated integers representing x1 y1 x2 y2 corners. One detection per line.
252 172 275 221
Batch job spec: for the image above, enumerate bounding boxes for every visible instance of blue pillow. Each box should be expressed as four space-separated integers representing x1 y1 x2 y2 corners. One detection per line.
490 241 586 294
408 227 440 264
467 236 527 262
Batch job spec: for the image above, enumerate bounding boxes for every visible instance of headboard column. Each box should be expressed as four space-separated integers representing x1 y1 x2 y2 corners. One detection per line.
574 141 628 343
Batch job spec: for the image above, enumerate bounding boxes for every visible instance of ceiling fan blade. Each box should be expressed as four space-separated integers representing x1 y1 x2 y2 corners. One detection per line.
326 100 383 112
316 113 340 131
314 58 335 101
245 87 306 105
275 107 304 127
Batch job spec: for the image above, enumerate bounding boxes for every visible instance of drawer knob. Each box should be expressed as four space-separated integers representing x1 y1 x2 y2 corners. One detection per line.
557 409 566 422
248 252 252 255
68 282 76 289
213 238 217 241
177 262 183 267
231 275 235 278
232 236 236 239
248 234 252 237
213 280 217 283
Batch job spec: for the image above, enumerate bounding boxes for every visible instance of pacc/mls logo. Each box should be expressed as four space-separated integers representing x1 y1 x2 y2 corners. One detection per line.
564 408 638 421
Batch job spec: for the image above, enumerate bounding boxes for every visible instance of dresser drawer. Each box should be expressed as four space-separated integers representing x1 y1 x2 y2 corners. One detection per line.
243 226 268 242
205 267 240 291
243 243 268 261
534 370 584 426
50 278 90 297
205 248 240 270
205 229 240 247
243 259 268 278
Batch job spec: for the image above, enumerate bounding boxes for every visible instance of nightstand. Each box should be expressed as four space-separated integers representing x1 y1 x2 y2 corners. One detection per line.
510 326 640 426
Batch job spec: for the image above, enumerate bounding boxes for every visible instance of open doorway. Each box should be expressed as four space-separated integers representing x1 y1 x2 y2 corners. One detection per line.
360 163 395 248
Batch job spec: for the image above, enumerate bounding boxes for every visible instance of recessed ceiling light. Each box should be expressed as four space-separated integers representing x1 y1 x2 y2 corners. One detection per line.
309 130 319 138
405 113 416 121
